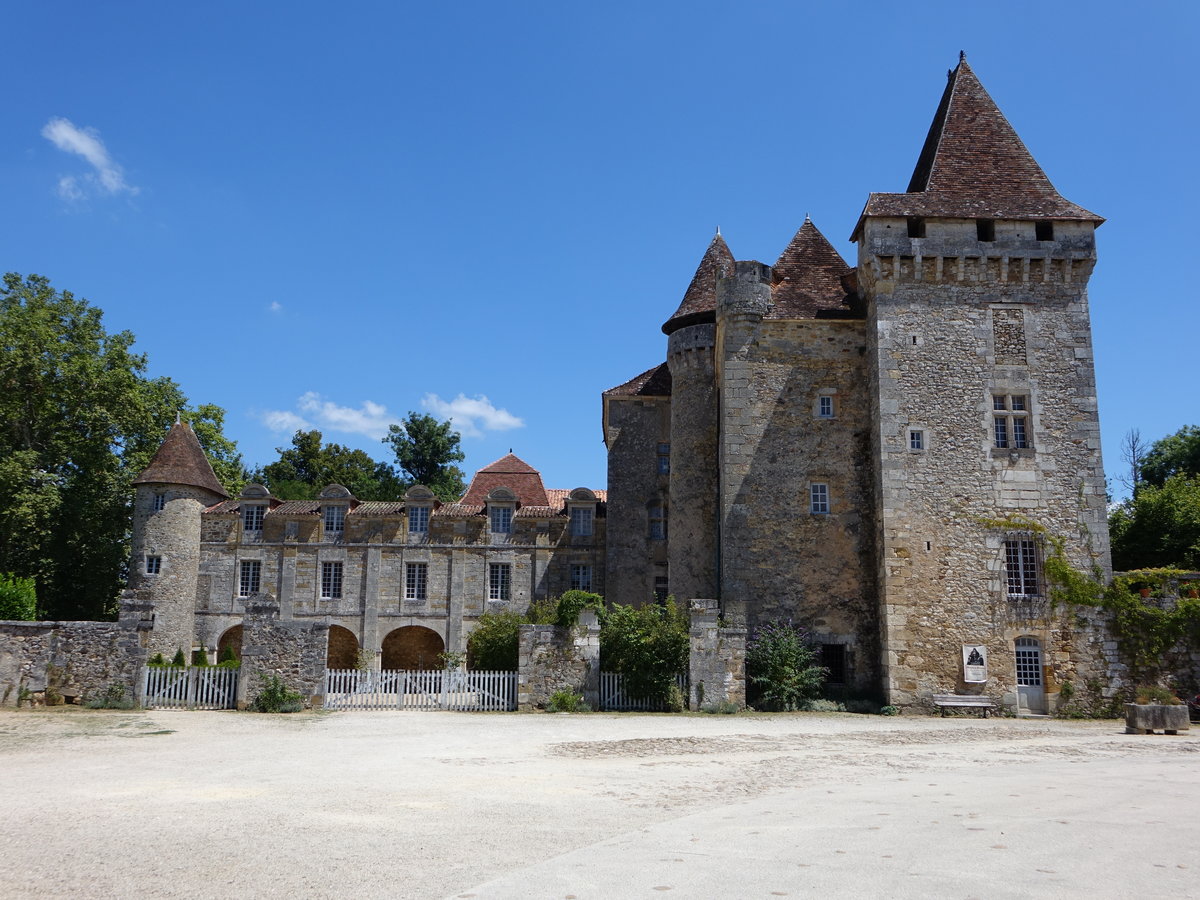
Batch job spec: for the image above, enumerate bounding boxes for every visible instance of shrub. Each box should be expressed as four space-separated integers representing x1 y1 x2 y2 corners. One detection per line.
217 646 239 669
745 620 827 711
0 574 37 620
553 590 605 627
437 650 466 670
1135 685 1180 705
880 705 899 716
170 649 187 667
600 599 688 705
147 652 167 667
467 610 523 671
702 700 740 715
86 683 136 710
547 689 588 712
250 674 304 713
193 648 210 667
802 698 847 712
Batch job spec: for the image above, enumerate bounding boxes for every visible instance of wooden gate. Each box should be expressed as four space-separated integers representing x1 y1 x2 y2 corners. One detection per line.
143 666 239 710
324 669 516 711
599 672 687 711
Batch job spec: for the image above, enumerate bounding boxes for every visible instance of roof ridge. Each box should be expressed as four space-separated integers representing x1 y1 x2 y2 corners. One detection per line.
662 232 736 335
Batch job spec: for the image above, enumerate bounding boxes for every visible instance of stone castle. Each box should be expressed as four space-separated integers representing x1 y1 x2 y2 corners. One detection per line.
122 56 1112 712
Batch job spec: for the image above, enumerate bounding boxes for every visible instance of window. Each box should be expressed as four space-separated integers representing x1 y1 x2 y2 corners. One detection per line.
906 216 926 238
977 218 995 241
810 483 829 514
569 506 593 537
1035 221 1054 241
489 506 513 534
993 394 1030 449
818 395 834 418
145 555 162 575
488 563 511 601
654 576 669 603
1005 538 1040 598
648 503 667 540
657 443 671 475
405 562 427 600
323 505 345 537
821 644 848 685
570 564 592 592
152 493 166 512
321 561 343 599
243 504 265 532
239 560 261 596
909 429 925 451
408 506 429 533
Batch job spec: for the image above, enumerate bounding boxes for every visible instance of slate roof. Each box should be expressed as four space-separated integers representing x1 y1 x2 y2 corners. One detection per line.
604 362 672 398
662 232 735 335
460 453 550 508
855 57 1102 234
133 421 229 498
770 219 860 319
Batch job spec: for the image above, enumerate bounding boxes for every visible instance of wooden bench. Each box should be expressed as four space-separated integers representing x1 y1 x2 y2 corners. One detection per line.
932 694 998 718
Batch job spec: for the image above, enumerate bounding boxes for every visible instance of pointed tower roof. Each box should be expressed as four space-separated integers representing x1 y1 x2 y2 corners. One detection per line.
460 453 549 507
770 218 859 319
855 57 1101 232
603 362 672 398
132 421 229 498
662 232 735 335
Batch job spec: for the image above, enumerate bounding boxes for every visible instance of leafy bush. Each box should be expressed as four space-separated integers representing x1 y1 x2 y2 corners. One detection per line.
701 699 740 715
217 646 239 669
86 683 136 710
170 649 187 667
147 652 167 667
553 590 605 627
250 674 304 713
547 689 588 712
1135 685 1181 705
745 620 827 711
0 574 37 620
467 609 524 671
880 705 899 716
600 599 688 704
437 650 466 670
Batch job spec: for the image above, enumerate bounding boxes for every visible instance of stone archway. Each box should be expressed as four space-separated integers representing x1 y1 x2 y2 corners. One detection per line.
217 624 243 663
381 626 445 670
327 624 360 669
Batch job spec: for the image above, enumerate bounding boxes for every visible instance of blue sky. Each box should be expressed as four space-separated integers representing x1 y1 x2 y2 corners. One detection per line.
4 2 1196 497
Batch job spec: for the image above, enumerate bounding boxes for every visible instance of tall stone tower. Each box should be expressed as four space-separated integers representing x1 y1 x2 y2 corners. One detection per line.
854 57 1110 709
129 420 229 658
662 233 734 602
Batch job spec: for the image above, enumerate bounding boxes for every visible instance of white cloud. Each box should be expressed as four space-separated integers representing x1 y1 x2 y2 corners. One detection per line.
422 393 524 439
269 301 283 313
41 116 138 199
295 391 394 440
260 410 312 434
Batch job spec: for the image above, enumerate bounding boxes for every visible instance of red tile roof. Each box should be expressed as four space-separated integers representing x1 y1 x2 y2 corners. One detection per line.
460 453 550 507
133 421 229 498
855 58 1101 234
662 232 736 335
770 219 860 319
604 362 672 397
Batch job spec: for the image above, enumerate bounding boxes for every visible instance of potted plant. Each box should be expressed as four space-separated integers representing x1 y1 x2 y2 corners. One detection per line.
1125 686 1189 735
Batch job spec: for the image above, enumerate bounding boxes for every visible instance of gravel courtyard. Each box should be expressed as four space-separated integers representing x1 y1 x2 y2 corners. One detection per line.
1 708 1196 899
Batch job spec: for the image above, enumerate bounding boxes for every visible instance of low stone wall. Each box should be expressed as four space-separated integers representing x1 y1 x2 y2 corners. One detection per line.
688 599 747 710
236 594 329 708
0 620 145 707
517 611 600 710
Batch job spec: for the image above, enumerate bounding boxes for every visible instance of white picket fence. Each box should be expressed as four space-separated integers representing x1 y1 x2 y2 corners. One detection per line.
324 669 516 711
143 666 239 710
599 672 688 711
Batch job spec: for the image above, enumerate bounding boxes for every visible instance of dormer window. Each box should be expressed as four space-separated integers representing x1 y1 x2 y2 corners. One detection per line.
243 505 265 532
317 484 354 539
323 505 345 536
489 506 512 534
566 487 597 540
404 485 436 535
409 506 429 533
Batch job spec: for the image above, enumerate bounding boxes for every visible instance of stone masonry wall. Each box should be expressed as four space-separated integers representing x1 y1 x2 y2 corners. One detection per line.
237 595 329 707
688 599 747 709
0 620 144 706
517 611 600 709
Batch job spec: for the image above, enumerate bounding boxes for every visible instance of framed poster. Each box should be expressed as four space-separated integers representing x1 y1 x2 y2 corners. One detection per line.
962 644 987 683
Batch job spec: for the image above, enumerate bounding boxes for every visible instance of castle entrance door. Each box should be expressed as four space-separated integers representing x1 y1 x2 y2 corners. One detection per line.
381 626 444 670
1015 636 1045 714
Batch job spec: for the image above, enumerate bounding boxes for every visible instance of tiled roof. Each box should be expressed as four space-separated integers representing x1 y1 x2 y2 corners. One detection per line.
353 501 407 516
272 501 321 515
461 453 550 507
133 421 229 498
433 503 484 517
662 232 736 335
770 219 860 319
855 58 1101 234
604 363 672 397
205 499 241 514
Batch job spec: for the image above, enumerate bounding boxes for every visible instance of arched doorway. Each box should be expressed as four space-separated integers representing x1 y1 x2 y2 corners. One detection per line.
217 624 243 662
1015 636 1045 714
327 624 360 669
381 626 445 670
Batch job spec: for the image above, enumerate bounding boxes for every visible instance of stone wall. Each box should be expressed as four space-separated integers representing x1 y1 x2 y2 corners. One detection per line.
517 611 600 710
236 595 329 708
688 599 746 709
0 620 144 706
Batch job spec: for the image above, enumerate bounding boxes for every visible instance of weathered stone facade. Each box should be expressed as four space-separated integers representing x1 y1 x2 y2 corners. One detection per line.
236 595 329 707
0 620 144 706
688 599 746 710
517 611 601 710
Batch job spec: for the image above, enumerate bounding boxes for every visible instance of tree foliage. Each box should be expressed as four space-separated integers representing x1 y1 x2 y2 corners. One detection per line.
745 620 828 711
256 429 403 500
183 404 249 496
0 273 243 621
599 600 688 704
1139 425 1200 489
0 573 37 621
466 609 524 671
382 412 466 501
1110 475 1200 571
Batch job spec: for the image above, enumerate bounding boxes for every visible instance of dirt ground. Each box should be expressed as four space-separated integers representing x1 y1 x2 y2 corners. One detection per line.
1 708 1197 899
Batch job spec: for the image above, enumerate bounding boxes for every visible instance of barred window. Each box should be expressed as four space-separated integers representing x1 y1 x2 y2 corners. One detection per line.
239 560 261 596
243 505 265 532
810 483 830 514
408 506 430 533
993 394 1030 449
405 562 427 600
152 493 166 512
145 555 162 575
321 561 343 599
489 507 512 534
488 563 511 601
1005 538 1040 598
569 506 593 537
323 505 345 536
570 564 592 592
654 576 669 602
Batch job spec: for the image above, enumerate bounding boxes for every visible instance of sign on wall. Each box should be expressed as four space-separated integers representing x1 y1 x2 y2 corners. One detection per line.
962 644 987 683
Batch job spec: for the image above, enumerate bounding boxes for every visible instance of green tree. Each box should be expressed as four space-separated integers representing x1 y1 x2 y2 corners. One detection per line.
382 412 466 501
599 600 688 705
1109 474 1200 571
1139 425 1200 488
0 574 37 620
257 429 402 500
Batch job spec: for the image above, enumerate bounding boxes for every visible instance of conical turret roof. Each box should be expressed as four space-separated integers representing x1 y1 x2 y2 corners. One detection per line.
132 420 229 498
662 232 735 335
770 218 858 319
855 56 1101 232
